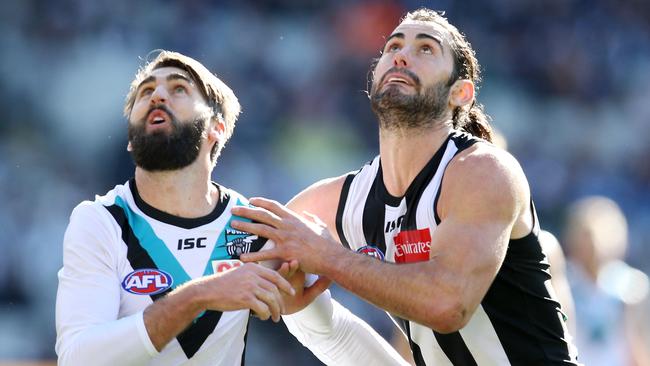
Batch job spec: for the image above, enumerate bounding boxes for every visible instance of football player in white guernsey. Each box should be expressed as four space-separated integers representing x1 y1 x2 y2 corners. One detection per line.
55 51 409 366
233 8 582 366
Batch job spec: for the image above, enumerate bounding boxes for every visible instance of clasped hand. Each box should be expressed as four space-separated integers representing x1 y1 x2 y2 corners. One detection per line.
231 197 341 275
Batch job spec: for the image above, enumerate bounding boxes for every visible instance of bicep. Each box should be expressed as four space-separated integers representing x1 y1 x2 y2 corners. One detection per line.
429 214 511 310
431 148 525 310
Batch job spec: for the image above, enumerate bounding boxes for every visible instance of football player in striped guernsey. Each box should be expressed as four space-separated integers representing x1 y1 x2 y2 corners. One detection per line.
55 51 408 366
234 8 582 366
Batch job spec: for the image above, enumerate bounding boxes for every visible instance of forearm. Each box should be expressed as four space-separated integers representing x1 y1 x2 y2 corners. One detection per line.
144 262 292 350
56 264 158 366
57 311 158 366
57 283 205 366
143 282 205 351
320 247 460 331
284 289 409 366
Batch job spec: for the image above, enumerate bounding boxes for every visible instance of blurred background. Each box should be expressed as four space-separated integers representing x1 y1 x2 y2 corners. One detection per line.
1 0 650 365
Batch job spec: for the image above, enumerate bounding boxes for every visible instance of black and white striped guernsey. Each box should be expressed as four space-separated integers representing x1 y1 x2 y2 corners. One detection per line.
335 130 580 366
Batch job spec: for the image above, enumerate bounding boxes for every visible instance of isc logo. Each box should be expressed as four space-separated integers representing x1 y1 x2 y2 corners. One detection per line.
385 215 405 233
177 237 207 250
211 259 243 274
122 269 173 295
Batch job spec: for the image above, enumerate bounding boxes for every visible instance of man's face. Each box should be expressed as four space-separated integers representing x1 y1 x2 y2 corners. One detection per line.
127 67 213 171
370 20 456 128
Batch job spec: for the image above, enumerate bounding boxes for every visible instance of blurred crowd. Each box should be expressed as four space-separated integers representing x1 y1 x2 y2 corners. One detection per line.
1 0 649 364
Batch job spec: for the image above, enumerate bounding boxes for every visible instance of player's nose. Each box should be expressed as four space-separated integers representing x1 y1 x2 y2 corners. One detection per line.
393 48 409 67
150 85 169 105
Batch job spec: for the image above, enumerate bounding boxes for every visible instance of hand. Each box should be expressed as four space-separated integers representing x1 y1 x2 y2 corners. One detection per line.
231 197 344 274
277 260 332 314
196 262 294 322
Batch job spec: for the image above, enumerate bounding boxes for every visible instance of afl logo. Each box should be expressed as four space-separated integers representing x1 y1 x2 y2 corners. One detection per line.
356 246 385 261
122 269 173 295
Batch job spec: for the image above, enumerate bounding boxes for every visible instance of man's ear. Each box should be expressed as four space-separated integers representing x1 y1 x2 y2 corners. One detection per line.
208 116 226 143
449 79 475 107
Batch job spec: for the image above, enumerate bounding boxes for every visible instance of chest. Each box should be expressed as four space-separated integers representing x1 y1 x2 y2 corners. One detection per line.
339 140 466 263
379 195 437 263
150 223 243 278
114 207 266 303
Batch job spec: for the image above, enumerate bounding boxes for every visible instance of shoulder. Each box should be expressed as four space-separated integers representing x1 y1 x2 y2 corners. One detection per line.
447 142 528 194
287 174 350 228
64 200 121 265
85 181 135 215
70 199 113 226
439 143 530 221
218 184 249 206
288 174 350 210
71 199 100 214
450 142 525 178
66 182 132 245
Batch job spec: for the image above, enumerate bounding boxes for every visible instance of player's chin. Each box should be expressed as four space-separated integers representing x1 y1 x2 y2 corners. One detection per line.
377 86 416 102
383 82 415 92
145 122 173 134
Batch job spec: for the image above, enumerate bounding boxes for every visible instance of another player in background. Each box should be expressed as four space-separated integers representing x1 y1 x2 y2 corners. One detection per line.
564 196 649 366
234 8 581 365
55 51 408 366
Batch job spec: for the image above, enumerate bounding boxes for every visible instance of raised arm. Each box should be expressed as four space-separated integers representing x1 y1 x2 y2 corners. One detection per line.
235 146 530 333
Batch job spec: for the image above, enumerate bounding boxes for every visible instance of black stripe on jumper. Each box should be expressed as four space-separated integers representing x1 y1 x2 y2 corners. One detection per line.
105 204 224 359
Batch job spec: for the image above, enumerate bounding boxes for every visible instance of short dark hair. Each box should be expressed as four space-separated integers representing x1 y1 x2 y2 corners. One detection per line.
124 50 241 160
403 8 493 142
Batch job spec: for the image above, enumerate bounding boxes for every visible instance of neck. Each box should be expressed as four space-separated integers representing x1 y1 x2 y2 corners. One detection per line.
378 121 453 197
134 162 218 219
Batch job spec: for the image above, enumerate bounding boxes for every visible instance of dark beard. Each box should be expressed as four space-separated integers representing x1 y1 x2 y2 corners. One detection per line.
128 105 205 171
370 69 450 131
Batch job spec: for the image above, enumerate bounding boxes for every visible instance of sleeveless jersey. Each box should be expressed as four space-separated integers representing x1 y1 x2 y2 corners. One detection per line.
335 131 580 366
56 179 267 365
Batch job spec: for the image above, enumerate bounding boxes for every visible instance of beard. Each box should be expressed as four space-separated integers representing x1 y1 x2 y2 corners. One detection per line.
370 68 450 131
128 105 206 172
